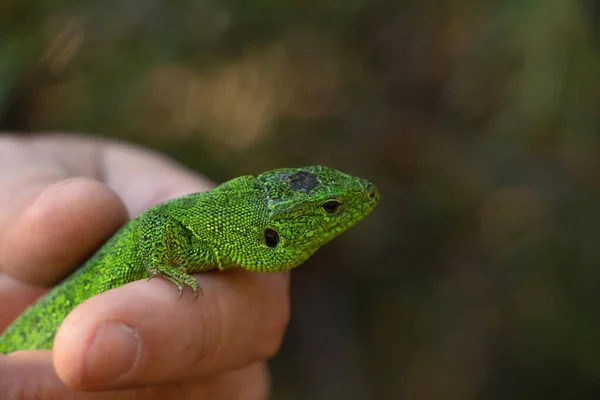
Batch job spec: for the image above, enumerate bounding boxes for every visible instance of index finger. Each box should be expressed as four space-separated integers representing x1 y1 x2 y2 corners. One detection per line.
0 134 211 286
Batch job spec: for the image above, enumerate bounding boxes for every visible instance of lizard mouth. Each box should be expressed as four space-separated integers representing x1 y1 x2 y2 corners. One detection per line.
340 179 379 231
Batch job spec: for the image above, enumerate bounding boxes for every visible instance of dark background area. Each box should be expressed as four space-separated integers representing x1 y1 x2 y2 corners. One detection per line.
2 1 600 399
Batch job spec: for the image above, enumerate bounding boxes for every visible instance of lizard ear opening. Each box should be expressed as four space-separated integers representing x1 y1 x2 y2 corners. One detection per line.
264 228 280 248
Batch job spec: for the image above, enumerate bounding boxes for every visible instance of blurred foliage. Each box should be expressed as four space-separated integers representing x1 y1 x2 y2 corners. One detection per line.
2 0 600 399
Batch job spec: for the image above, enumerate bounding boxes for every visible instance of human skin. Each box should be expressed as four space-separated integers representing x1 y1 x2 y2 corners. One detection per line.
0 133 289 399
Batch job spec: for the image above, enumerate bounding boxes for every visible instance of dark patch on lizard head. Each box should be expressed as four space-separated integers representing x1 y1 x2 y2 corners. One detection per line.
257 166 327 204
287 170 319 194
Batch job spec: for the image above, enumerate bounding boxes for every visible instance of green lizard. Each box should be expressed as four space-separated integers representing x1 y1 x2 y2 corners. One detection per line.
0 165 378 352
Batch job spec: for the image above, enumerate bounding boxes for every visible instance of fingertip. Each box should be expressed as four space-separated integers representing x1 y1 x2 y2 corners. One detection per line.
53 279 204 390
52 304 96 388
0 177 128 286
53 270 290 390
54 316 141 390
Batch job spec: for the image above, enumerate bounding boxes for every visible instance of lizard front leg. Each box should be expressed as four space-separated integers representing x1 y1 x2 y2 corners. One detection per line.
138 209 216 298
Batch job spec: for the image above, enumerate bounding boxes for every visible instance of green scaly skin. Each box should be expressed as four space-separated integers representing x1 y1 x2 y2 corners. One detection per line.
0 166 379 352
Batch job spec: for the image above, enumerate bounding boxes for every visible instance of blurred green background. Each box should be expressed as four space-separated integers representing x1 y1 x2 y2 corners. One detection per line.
2 0 599 398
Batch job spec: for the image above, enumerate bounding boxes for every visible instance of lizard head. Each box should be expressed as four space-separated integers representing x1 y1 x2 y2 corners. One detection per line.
255 165 379 271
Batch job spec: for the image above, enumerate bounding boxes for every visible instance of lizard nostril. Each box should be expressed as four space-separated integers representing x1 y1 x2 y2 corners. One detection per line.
366 182 378 201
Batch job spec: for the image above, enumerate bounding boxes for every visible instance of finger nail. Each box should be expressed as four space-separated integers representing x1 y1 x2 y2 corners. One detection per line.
84 321 139 384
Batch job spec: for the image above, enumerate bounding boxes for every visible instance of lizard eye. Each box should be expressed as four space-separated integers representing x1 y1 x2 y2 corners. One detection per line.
264 228 280 248
322 200 342 214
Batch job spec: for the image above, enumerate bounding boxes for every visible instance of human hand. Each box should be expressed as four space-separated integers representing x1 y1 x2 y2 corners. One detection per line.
0 133 289 399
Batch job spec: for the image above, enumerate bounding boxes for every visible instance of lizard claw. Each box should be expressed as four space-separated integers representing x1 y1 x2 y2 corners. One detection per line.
193 286 203 301
145 266 202 300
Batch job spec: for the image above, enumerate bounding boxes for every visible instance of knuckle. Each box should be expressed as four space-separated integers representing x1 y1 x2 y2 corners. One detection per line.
253 306 290 361
238 362 271 400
